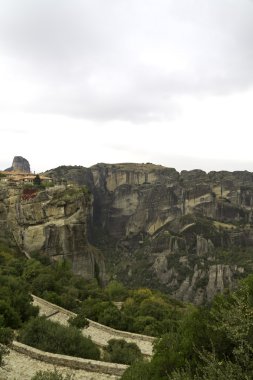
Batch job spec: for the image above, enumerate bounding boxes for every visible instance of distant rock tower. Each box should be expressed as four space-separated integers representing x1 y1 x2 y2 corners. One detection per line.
5 156 31 173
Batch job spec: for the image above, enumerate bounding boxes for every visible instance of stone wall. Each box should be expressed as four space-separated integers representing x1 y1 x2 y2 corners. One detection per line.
87 317 155 343
12 341 127 377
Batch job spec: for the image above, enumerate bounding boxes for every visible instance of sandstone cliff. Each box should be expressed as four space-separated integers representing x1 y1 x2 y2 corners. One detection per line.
0 184 105 283
45 163 253 303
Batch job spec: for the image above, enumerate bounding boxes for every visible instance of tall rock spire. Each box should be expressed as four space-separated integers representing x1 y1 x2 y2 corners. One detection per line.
5 156 31 173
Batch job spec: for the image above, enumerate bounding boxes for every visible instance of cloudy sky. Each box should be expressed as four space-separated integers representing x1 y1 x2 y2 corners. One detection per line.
1 0 253 173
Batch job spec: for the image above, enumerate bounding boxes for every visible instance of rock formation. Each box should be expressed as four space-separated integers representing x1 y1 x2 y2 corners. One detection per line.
44 163 253 303
5 156 31 173
0 184 105 283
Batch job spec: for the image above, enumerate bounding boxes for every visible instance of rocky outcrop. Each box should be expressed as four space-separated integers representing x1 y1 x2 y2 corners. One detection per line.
47 163 180 239
173 264 244 305
45 163 253 303
5 156 31 173
0 185 105 283
196 235 214 256
47 163 253 239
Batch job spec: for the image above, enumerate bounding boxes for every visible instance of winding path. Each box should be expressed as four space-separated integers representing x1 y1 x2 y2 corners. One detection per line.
32 295 154 357
0 295 155 379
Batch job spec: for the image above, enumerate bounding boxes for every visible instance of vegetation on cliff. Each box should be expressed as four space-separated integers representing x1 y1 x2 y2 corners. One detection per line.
0 245 102 363
0 243 38 365
0 243 185 337
48 185 91 205
2 237 253 377
122 277 253 379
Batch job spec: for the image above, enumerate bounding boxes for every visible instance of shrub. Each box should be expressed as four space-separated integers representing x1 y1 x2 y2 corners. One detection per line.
138 297 171 321
0 299 21 328
0 345 9 367
132 316 159 335
18 317 100 360
0 326 13 366
31 369 75 380
31 273 57 295
68 313 89 329
105 339 143 365
0 274 38 328
105 280 128 301
121 361 152 380
97 305 125 329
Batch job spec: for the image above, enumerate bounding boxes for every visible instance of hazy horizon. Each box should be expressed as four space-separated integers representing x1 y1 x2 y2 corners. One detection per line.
2 154 253 175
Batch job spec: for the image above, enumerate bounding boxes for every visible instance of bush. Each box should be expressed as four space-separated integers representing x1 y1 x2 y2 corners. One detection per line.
31 273 57 295
132 316 160 336
138 297 170 321
0 345 9 367
18 317 100 360
0 326 13 367
0 299 21 328
105 280 128 301
0 275 38 328
105 339 143 365
68 313 89 329
121 361 153 380
97 305 125 329
31 369 75 380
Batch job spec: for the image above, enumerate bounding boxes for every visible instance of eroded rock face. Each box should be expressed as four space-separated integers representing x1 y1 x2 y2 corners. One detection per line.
0 185 105 283
196 235 214 256
90 163 180 238
5 156 31 173
82 164 253 240
46 164 253 235
45 163 253 303
172 264 242 305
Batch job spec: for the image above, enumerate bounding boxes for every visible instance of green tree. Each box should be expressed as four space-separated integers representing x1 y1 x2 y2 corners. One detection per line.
121 361 153 380
105 339 143 365
0 325 13 366
68 312 89 329
105 280 128 301
33 174 42 186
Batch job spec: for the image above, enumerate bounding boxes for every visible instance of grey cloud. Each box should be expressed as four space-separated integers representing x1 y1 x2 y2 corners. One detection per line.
0 0 253 121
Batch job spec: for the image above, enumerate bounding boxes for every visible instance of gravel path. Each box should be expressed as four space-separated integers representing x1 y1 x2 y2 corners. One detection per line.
33 296 154 357
0 349 120 380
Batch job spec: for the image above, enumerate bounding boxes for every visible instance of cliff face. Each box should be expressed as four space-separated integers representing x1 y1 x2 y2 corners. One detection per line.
0 184 105 283
46 163 253 303
87 165 253 239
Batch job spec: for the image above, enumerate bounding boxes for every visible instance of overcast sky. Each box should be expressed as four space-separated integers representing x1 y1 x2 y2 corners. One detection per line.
1 0 253 173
